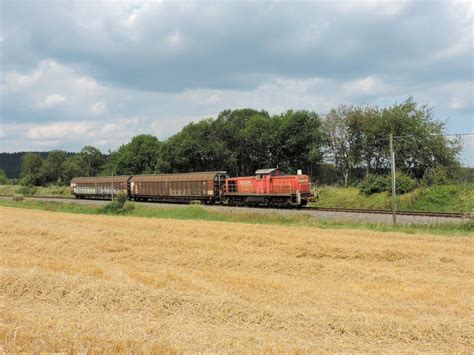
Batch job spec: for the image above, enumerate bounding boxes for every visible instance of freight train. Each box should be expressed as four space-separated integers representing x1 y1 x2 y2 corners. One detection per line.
70 168 315 207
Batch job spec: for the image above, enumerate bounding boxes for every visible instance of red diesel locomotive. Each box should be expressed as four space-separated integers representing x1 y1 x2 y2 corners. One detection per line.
224 168 314 206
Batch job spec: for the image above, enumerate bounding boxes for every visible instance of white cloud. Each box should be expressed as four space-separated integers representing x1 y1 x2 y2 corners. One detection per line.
164 31 184 50
101 123 118 135
37 93 66 108
206 94 221 104
3 68 42 90
449 97 470 111
25 121 94 140
75 76 101 93
342 76 390 96
128 9 138 25
335 0 409 16
91 101 107 114
2 60 106 120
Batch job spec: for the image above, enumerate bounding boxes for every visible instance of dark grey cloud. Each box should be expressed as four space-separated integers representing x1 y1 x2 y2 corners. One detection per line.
2 1 471 91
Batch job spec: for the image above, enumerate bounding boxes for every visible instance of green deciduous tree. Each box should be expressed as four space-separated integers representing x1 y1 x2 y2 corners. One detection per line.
41 150 68 185
214 108 271 176
103 135 161 175
0 168 8 185
383 98 461 180
323 106 363 186
158 119 231 173
62 146 103 183
20 153 44 186
275 110 324 179
63 155 83 183
322 98 461 185
79 146 103 176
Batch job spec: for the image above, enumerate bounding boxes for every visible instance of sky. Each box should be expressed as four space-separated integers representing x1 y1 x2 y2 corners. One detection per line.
1 0 473 165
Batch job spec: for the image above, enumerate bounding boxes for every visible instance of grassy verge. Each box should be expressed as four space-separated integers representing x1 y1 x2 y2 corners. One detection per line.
314 184 474 213
0 198 472 236
0 184 72 197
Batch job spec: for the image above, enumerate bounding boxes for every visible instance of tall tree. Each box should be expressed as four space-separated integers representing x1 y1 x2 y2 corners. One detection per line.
63 155 83 183
275 110 324 178
20 153 44 186
242 114 277 173
158 119 230 173
323 106 363 186
79 146 103 176
321 98 461 183
214 108 271 176
104 135 161 175
381 98 461 179
41 150 68 184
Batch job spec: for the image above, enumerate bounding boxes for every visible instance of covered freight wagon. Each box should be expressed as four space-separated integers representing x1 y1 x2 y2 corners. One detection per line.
70 175 132 199
129 171 228 203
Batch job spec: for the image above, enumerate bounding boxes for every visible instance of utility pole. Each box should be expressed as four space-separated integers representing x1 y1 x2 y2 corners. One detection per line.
389 133 396 225
111 173 114 201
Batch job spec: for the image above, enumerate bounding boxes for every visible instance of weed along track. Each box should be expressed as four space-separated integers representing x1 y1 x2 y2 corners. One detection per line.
0 206 473 352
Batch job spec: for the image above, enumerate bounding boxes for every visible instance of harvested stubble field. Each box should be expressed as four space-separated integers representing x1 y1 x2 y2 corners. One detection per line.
0 206 473 352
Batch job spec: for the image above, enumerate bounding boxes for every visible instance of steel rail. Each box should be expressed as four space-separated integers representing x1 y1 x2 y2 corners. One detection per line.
0 194 74 200
306 207 467 219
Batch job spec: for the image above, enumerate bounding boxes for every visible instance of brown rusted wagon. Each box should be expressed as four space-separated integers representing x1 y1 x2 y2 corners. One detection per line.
129 171 228 203
70 176 132 199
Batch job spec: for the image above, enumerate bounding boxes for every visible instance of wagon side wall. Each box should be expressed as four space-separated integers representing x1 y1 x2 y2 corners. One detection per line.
132 179 210 198
71 176 131 198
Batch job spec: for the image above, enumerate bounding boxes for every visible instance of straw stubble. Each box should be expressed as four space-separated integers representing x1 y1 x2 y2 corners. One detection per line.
0 206 472 352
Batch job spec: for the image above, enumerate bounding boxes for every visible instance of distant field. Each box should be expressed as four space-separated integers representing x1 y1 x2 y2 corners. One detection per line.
0 206 472 352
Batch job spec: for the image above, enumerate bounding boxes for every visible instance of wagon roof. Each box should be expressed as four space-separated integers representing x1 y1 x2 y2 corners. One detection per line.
130 171 227 182
255 168 279 174
71 175 132 184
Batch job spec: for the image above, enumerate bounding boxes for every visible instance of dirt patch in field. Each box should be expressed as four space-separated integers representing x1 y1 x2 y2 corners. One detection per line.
0 206 473 352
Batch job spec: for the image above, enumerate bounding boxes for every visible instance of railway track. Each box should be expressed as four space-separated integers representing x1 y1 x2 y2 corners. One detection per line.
0 194 75 200
0 194 468 219
306 207 467 219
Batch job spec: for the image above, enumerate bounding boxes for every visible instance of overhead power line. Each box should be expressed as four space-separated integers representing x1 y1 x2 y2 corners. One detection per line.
393 132 474 139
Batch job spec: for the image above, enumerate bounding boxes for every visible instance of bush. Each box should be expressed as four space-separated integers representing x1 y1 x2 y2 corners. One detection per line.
360 173 417 195
12 194 24 202
100 192 135 215
395 173 417 194
16 185 37 196
50 186 68 195
360 175 388 195
422 166 451 186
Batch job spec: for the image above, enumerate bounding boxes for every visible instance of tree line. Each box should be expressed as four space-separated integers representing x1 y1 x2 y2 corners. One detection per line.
15 98 463 188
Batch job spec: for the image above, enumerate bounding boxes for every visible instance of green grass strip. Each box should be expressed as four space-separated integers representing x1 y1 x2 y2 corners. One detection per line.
0 198 472 237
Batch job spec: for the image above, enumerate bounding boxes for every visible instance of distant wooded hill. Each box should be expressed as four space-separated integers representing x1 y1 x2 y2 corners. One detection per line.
0 152 75 178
